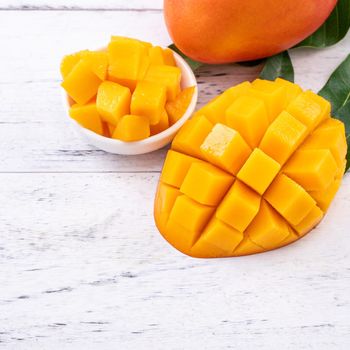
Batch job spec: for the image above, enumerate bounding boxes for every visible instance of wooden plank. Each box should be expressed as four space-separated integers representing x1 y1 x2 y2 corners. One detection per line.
0 172 349 348
0 0 163 10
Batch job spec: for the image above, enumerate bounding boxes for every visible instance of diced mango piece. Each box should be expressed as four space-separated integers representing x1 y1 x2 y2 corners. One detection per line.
160 150 202 188
162 48 176 66
265 174 316 225
237 148 281 195
154 182 181 230
169 195 214 234
108 39 147 90
112 115 150 142
166 86 195 125
283 149 338 191
274 78 302 106
60 50 88 78
259 111 308 165
144 65 181 101
195 218 244 254
180 162 234 206
286 90 330 131
69 102 103 135
301 118 347 168
292 206 323 236
61 59 102 105
96 81 131 125
248 79 286 121
308 179 341 212
82 51 109 80
131 81 166 125
110 36 152 49
200 124 252 175
225 95 269 148
232 235 265 256
216 180 261 232
172 115 213 159
194 82 251 124
149 46 165 65
150 109 169 135
245 201 290 250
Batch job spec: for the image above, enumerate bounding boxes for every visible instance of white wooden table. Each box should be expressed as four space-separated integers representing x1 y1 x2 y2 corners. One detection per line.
0 1 350 349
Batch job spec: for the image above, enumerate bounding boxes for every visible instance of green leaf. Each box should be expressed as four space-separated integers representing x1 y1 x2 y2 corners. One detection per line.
259 51 294 82
296 0 350 48
236 58 266 67
319 54 350 171
319 54 350 113
168 44 202 71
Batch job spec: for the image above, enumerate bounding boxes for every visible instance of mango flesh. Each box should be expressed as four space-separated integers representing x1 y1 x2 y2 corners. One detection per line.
164 0 337 63
61 36 194 141
154 78 347 258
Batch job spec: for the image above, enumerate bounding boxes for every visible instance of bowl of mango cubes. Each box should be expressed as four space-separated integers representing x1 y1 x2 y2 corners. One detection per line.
61 36 198 155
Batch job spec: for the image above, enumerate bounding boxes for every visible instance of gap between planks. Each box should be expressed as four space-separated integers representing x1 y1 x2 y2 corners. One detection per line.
0 7 162 12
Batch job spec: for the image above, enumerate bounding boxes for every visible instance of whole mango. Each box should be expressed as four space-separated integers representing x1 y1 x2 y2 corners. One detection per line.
154 79 347 258
164 0 337 63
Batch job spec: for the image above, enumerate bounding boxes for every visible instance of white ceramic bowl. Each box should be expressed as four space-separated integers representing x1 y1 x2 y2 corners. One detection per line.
62 49 198 155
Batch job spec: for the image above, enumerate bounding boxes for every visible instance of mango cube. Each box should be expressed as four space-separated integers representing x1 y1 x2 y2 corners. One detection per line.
61 59 102 105
195 218 244 254
69 102 103 135
265 174 316 225
248 79 286 121
112 115 150 142
284 149 338 191
194 82 251 124
169 195 214 234
144 65 181 101
292 205 323 236
60 50 88 78
166 86 195 125
286 90 330 131
200 124 251 175
172 115 213 159
160 150 202 188
82 51 109 80
108 38 147 90
259 111 307 165
216 180 261 232
245 201 290 250
302 118 347 168
237 148 281 195
96 81 131 125
149 46 165 65
180 162 234 206
153 78 347 258
150 109 169 135
274 78 302 106
308 179 341 212
225 95 269 148
130 81 167 125
162 48 176 66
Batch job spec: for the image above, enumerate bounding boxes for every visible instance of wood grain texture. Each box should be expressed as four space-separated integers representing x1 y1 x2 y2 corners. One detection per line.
0 2 350 349
0 173 349 349
0 0 162 10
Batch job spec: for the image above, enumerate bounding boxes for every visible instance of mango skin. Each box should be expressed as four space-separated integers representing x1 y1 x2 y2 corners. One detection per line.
164 0 337 63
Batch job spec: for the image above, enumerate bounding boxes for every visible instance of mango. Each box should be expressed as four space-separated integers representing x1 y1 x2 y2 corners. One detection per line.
69 102 103 135
60 37 192 142
166 86 195 125
131 81 166 125
96 81 131 126
112 115 150 142
154 78 347 258
164 0 337 63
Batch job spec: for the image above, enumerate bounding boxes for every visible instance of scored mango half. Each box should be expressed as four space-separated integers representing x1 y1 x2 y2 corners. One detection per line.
154 78 347 258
